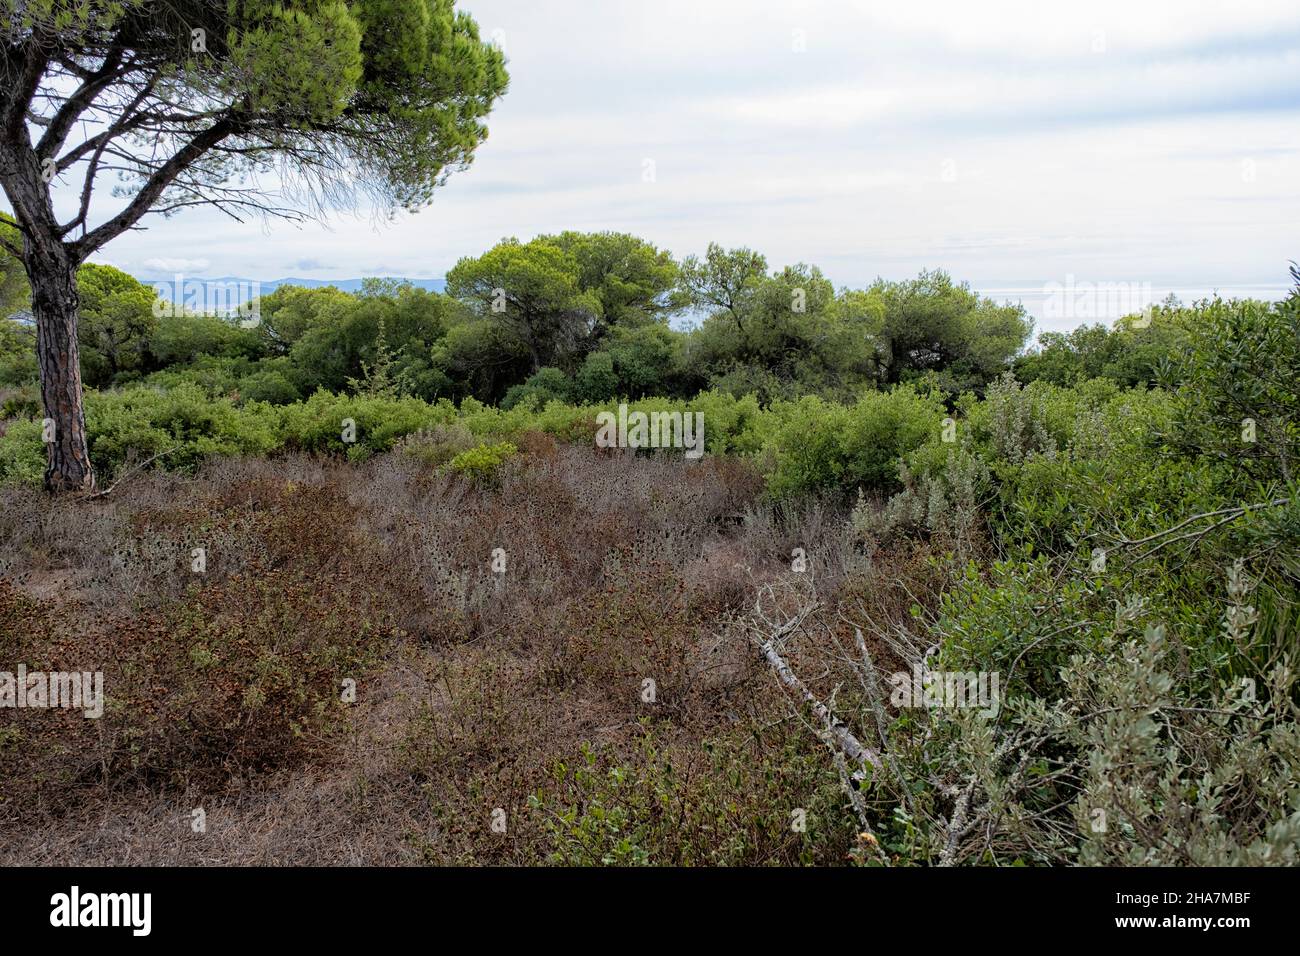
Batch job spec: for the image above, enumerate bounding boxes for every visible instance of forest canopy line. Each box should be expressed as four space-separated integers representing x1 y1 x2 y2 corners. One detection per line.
5 227 1146 412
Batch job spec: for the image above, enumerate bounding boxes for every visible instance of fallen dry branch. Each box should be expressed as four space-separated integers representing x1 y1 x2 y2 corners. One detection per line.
757 632 881 772
81 446 180 501
749 592 889 864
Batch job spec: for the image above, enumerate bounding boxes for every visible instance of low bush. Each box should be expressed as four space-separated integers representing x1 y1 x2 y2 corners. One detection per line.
447 441 518 486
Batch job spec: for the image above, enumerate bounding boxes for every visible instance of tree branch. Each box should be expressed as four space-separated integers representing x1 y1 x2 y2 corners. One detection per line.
36 45 127 160
70 115 240 260
3 44 50 139
59 72 161 238
756 616 882 772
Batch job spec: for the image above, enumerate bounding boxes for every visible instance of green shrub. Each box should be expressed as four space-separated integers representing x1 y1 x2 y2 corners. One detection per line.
1164 294 1300 493
0 417 43 487
0 383 283 485
0 319 36 387
865 566 1300 865
276 389 452 455
501 366 574 411
761 387 943 499
85 383 281 476
572 352 619 403
398 422 478 468
447 441 517 485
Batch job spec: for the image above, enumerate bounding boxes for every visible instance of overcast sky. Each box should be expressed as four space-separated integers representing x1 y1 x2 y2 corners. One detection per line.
53 0 1300 313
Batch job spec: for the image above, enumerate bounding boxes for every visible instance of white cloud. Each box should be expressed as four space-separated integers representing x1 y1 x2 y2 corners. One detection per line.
849 0 1300 56
141 257 211 274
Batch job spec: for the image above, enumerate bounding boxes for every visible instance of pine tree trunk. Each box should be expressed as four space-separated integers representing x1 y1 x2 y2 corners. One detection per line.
25 240 95 494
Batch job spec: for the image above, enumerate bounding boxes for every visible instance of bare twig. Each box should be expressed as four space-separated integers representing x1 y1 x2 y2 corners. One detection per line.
81 446 178 501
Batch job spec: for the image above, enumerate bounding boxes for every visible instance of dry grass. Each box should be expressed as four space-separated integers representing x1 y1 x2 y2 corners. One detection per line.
0 442 928 865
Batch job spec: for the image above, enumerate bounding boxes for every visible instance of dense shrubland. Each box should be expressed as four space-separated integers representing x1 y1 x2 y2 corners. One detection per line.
1 235 1297 865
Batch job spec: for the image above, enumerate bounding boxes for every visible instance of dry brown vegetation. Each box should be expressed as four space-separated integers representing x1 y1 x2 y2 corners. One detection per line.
0 437 941 864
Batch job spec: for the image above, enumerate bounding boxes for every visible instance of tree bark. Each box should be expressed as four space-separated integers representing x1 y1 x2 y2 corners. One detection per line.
24 239 95 493
2 92 97 494
523 334 542 374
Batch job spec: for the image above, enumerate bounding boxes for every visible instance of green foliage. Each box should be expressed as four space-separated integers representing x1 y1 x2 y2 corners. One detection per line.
76 263 159 388
169 0 507 209
684 261 850 402
237 357 303 404
3 259 161 390
84 384 281 476
0 378 943 500
761 387 944 499
502 367 574 411
572 351 619 403
0 214 28 317
3 232 1072 421
447 441 517 485
446 238 599 373
1015 301 1190 388
0 418 44 487
281 282 454 398
432 315 529 405
0 317 36 387
226 1 364 122
535 743 655 866
277 389 452 456
868 270 1032 395
0 381 282 485
1164 294 1300 490
538 231 684 329
870 564 1300 865
676 256 1025 402
257 284 359 355
345 315 410 398
601 323 683 398
688 389 765 454
679 242 768 352
149 311 265 367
